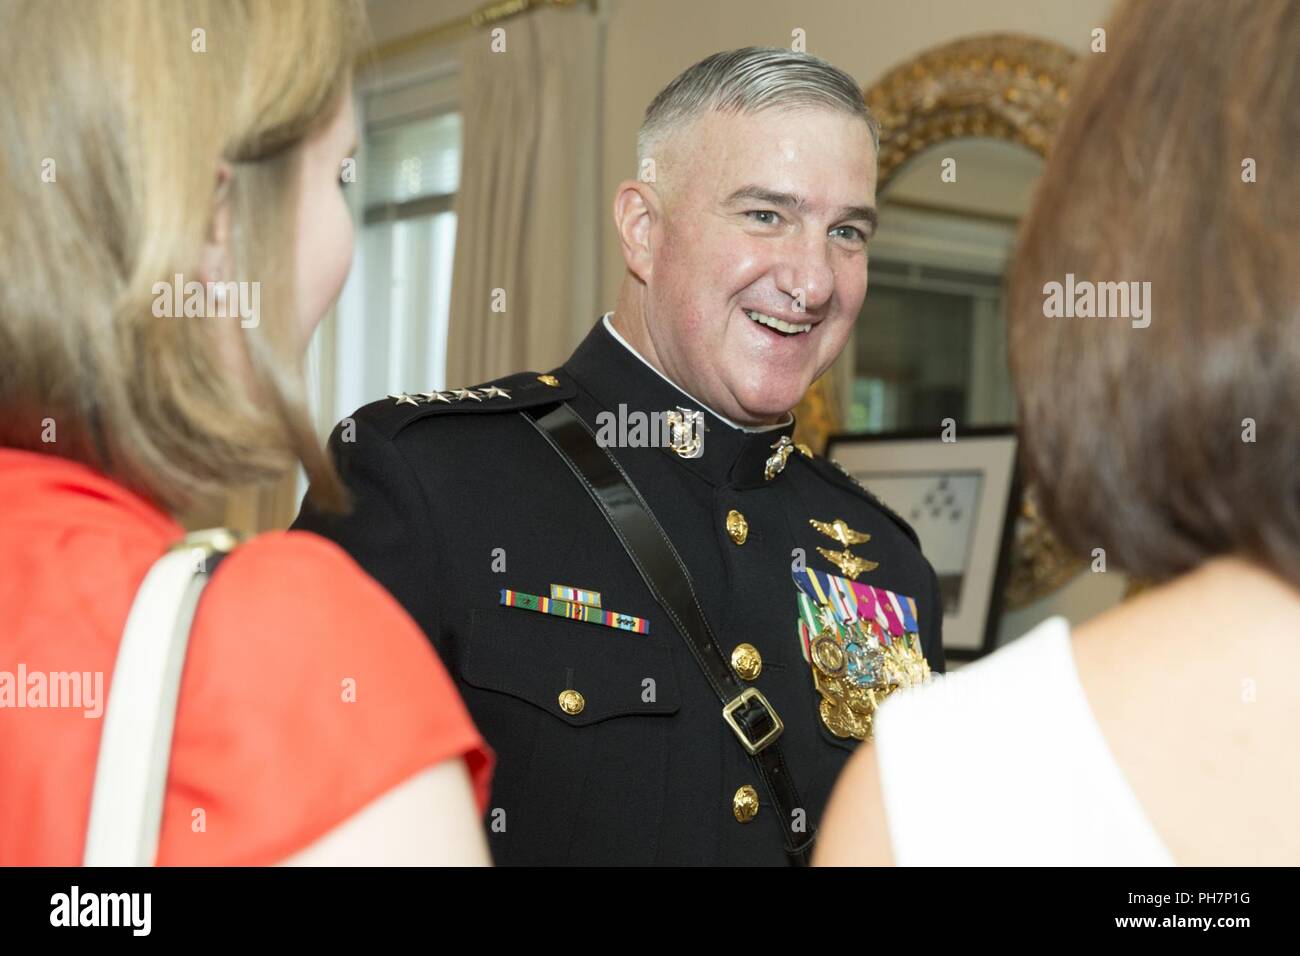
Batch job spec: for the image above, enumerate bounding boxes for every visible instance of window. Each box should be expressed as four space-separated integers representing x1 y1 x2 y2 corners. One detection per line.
306 65 462 444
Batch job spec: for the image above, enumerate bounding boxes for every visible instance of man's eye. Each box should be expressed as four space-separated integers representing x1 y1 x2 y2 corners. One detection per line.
747 210 780 226
831 225 867 243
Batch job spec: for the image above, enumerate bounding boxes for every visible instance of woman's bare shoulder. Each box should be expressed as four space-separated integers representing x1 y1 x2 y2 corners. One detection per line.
1069 557 1300 864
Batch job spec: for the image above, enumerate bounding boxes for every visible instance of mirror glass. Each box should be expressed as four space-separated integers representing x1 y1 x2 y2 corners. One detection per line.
847 139 1044 433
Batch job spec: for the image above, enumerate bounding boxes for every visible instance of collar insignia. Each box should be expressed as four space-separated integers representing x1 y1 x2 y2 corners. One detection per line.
764 435 795 480
665 407 704 459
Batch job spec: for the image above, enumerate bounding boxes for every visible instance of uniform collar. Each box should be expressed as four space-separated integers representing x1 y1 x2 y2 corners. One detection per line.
562 315 798 488
599 314 794 435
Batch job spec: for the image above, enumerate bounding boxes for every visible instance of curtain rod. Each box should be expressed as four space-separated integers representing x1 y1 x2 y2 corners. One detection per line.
367 0 596 63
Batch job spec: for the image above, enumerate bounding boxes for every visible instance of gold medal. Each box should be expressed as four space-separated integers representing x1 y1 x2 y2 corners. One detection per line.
794 568 933 741
811 634 846 675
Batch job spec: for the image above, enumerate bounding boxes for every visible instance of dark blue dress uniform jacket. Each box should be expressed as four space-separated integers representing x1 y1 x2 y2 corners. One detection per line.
293 318 945 865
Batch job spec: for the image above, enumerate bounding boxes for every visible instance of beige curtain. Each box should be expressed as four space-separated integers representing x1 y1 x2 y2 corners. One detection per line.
445 6 601 386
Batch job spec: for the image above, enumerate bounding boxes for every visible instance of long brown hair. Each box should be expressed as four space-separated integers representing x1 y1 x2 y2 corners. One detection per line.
1008 0 1300 586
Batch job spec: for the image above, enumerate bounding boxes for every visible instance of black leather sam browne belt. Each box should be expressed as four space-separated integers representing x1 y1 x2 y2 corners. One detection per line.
523 401 815 866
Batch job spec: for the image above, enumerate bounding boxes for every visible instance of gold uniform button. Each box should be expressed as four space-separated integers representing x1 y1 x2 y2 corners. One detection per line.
558 689 585 715
733 785 759 823
725 509 748 545
731 643 762 681
537 374 561 387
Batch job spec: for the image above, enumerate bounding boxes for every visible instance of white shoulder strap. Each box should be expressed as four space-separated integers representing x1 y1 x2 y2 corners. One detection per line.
83 528 239 867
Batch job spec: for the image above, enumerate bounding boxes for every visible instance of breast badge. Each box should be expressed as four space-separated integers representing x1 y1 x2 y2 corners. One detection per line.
793 568 932 740
809 517 878 579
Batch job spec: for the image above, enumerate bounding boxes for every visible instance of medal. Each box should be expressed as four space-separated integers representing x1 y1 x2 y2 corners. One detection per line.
792 567 932 740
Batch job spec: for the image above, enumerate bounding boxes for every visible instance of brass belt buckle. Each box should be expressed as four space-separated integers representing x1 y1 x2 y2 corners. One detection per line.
722 687 784 755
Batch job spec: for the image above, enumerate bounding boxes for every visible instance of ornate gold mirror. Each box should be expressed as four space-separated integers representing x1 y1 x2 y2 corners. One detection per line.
793 34 1084 609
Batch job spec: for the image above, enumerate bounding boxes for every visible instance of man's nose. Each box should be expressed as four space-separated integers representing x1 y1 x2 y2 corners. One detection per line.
774 232 835 312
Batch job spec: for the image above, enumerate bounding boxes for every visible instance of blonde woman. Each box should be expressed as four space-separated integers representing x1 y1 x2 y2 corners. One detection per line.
0 1 492 865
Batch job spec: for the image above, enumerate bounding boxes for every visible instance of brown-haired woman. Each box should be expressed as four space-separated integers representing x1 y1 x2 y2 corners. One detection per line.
816 0 1300 866
0 1 492 865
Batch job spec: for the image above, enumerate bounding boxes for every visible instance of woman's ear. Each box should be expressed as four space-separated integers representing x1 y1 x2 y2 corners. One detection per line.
197 161 234 285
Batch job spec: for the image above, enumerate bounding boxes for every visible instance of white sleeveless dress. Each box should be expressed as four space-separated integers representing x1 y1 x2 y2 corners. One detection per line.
872 616 1175 865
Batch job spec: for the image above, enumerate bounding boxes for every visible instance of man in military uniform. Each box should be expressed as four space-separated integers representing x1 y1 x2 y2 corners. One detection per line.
294 47 944 865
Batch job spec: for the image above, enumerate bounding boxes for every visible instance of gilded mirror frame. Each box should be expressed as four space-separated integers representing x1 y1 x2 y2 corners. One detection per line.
792 33 1082 609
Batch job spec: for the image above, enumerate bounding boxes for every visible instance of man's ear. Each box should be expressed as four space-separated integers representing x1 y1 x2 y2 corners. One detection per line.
612 179 660 284
197 161 234 285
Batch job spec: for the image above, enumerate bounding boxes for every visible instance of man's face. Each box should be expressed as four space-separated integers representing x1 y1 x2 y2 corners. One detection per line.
642 107 877 423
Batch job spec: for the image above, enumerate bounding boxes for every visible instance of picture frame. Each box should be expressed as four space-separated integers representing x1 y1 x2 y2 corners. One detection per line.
826 426 1021 661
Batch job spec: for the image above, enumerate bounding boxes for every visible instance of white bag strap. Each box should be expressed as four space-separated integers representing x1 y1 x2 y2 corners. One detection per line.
83 528 239 867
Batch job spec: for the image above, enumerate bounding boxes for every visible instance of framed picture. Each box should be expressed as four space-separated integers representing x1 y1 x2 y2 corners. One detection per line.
826 427 1020 661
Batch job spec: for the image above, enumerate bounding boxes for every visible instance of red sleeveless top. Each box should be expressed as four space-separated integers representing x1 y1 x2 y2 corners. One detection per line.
0 448 492 865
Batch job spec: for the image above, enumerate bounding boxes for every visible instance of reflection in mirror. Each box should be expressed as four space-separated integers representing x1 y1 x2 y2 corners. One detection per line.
848 139 1043 433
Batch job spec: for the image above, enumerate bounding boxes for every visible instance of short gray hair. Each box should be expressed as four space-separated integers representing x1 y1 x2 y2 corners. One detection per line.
636 47 878 170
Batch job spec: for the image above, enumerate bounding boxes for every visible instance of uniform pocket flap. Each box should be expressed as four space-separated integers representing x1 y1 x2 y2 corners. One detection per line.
463 606 681 726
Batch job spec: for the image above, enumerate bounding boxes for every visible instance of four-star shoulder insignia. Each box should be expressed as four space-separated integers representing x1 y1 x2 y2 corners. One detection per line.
367 370 576 441
389 385 515 407
377 371 572 412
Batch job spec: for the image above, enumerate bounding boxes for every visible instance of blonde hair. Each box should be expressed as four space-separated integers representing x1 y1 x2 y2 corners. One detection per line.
0 0 367 512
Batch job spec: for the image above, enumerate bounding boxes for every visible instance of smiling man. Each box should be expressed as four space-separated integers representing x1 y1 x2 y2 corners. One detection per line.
294 47 944 866
615 93 878 423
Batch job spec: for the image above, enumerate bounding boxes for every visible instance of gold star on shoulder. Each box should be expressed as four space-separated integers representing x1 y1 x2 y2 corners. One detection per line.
451 388 483 402
419 391 453 403
479 385 511 399
388 393 419 406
